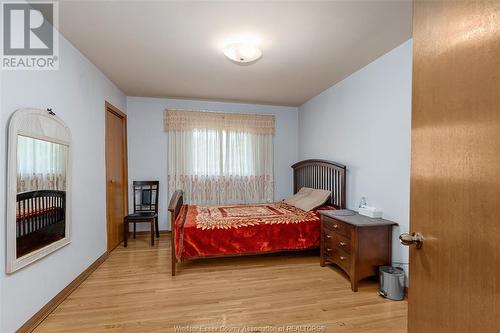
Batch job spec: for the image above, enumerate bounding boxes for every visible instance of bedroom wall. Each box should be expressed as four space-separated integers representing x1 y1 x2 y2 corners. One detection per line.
0 68 3 331
127 97 299 231
0 35 126 331
298 40 413 276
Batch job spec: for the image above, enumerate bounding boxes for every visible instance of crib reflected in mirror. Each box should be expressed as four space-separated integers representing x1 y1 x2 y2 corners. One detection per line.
16 136 68 258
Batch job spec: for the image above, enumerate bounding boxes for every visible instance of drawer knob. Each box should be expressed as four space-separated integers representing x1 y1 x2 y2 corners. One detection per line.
326 235 332 239
326 248 333 252
333 224 339 229
340 256 346 260
339 241 346 246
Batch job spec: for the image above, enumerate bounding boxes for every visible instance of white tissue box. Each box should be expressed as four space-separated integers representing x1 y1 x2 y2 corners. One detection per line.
358 207 383 218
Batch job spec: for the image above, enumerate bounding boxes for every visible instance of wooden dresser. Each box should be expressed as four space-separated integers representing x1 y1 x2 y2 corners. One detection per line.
319 210 397 291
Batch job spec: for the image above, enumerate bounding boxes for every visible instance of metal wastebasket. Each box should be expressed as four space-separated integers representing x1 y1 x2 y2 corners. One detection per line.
379 266 405 300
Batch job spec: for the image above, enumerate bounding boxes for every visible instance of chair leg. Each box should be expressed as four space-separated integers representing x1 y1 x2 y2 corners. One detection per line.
155 216 160 238
124 219 128 247
133 222 136 239
151 219 155 246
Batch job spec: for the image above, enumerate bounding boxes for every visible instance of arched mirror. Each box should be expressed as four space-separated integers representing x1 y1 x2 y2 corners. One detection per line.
6 108 71 273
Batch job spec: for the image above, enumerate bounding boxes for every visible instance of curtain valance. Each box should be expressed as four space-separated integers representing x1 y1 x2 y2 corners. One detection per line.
164 109 275 135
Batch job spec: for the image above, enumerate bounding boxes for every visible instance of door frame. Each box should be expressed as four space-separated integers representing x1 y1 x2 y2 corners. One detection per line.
105 101 129 252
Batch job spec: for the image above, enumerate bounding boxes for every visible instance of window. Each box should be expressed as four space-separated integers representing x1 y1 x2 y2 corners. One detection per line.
17 135 68 192
166 110 274 204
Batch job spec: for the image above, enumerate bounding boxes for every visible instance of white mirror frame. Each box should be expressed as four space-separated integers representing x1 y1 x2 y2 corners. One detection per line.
6 108 72 274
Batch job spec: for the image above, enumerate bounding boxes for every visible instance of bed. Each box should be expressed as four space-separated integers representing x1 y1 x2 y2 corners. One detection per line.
16 190 66 258
168 159 346 275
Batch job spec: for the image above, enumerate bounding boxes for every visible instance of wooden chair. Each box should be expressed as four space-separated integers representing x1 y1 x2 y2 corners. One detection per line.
124 181 160 246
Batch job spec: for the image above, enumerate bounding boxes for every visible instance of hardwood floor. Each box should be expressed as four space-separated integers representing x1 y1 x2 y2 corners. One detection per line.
35 234 407 333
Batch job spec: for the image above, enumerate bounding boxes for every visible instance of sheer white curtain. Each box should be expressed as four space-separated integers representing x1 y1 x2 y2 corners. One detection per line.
17 136 68 192
166 110 274 205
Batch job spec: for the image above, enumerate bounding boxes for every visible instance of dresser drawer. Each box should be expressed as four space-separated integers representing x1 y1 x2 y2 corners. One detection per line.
323 218 353 239
324 228 351 254
324 247 351 272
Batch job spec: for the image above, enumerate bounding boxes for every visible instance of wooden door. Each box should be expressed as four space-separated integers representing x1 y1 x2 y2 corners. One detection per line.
409 1 500 332
105 102 128 252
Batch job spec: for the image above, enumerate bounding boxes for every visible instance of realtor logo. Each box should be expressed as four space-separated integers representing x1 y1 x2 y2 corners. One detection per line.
1 1 59 70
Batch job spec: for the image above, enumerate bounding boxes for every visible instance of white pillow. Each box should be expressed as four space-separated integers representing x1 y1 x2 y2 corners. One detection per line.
284 187 331 211
283 187 313 206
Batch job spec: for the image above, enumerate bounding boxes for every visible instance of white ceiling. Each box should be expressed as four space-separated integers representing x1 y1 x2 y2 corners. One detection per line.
59 1 412 106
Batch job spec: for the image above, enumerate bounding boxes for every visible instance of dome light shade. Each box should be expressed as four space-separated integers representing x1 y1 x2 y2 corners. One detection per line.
223 42 262 63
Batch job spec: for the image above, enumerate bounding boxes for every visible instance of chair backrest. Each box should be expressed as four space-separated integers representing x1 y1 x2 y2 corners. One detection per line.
132 181 159 214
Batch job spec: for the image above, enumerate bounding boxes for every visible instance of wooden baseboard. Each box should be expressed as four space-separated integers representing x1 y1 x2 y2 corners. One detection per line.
16 251 109 333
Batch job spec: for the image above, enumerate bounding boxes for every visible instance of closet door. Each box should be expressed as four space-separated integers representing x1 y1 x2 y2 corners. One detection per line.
105 102 128 251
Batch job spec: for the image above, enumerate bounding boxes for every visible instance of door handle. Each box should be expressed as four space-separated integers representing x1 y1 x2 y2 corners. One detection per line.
399 232 423 249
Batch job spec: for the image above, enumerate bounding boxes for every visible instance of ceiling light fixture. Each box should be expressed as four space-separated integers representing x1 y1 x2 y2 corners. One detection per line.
223 42 262 64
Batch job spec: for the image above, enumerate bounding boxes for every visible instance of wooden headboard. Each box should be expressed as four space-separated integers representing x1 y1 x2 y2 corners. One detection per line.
291 159 346 209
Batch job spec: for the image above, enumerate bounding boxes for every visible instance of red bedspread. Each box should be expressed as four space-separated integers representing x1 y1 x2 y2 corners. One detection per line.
174 202 333 260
